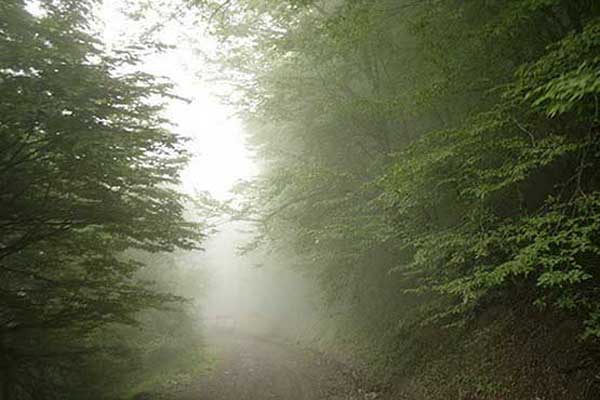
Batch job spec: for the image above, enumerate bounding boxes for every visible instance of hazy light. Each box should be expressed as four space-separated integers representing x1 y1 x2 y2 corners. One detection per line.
25 1 47 17
100 0 256 200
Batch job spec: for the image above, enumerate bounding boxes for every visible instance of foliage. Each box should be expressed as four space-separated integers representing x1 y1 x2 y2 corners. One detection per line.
382 17 600 335
0 1 204 398
198 0 600 397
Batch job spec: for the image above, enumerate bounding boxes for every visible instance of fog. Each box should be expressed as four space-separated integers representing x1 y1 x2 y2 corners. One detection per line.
7 1 597 399
97 0 320 343
196 222 321 343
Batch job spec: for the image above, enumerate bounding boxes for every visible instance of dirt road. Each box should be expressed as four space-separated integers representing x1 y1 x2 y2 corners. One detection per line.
170 331 368 400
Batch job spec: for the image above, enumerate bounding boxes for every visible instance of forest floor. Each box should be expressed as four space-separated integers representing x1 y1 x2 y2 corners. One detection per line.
150 329 384 400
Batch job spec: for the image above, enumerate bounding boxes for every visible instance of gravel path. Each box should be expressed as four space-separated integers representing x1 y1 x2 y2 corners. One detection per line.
168 331 371 400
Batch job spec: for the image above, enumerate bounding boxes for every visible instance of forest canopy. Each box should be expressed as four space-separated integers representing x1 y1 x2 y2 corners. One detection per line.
196 0 600 398
1 1 204 398
2 0 600 399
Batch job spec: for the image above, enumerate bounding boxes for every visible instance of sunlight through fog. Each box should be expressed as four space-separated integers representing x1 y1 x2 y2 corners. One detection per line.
100 0 256 199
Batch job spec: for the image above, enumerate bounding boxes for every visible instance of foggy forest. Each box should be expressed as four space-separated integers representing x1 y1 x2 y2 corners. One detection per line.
1 0 600 399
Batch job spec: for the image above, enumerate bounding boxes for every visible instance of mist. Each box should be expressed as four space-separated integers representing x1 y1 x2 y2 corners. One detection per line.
2 1 600 400
198 222 320 342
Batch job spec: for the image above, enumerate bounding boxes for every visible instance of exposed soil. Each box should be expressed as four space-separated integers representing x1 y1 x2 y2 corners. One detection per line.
160 330 380 400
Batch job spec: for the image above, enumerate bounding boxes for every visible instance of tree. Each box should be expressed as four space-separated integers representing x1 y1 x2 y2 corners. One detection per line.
199 0 600 398
0 1 203 398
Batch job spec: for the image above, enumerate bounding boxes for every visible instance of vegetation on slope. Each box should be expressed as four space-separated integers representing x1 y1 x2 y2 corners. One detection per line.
197 0 600 398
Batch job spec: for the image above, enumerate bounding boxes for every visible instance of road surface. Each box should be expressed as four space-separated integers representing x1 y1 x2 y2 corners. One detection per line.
167 331 370 400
